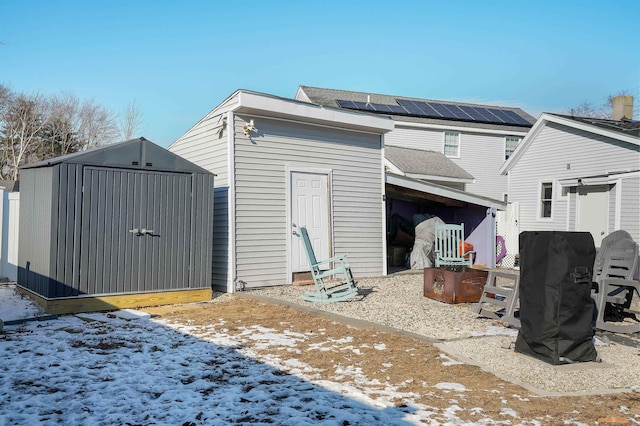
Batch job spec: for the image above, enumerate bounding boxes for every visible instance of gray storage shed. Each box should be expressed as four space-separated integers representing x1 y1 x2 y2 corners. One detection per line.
17 138 214 314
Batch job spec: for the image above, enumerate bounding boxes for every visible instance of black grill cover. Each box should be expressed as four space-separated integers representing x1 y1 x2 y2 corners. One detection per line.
515 231 598 365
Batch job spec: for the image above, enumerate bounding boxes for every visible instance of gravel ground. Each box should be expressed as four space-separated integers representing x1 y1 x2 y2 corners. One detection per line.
248 270 640 396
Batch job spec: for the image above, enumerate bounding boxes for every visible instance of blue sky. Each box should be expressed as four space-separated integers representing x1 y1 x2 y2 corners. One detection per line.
1 0 639 147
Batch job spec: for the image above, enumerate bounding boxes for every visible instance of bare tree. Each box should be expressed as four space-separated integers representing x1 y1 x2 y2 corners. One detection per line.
119 100 144 140
0 85 53 179
75 99 119 148
568 90 632 119
568 100 611 119
0 84 138 179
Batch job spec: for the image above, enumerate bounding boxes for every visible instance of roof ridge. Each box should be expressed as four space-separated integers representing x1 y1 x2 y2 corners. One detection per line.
300 85 530 113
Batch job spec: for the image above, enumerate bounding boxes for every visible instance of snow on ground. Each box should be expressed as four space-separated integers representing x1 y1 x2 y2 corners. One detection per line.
0 283 507 425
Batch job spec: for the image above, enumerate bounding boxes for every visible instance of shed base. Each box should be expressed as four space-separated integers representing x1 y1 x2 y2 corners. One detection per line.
15 286 213 315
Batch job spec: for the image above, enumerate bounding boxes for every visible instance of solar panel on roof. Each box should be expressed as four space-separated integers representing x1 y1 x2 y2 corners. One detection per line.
368 103 402 114
479 108 506 123
488 108 518 125
502 110 532 126
428 102 456 119
338 97 531 127
414 101 441 118
458 105 492 122
351 101 375 111
336 100 357 109
441 104 473 120
395 99 426 116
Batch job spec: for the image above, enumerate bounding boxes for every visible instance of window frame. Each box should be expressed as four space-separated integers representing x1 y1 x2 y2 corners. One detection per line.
443 131 460 158
537 181 554 220
505 136 521 160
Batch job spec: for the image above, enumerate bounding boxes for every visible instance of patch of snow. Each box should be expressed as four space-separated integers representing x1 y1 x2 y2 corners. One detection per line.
438 353 464 366
434 382 467 392
0 284 45 321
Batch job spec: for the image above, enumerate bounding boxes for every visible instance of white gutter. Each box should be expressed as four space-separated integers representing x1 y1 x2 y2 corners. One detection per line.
395 121 530 136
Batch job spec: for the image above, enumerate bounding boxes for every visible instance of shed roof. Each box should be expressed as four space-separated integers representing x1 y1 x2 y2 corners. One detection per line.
296 86 536 133
385 146 474 183
21 137 212 174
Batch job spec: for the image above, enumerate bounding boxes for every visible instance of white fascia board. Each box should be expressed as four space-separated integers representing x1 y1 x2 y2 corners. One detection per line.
544 114 640 146
394 121 530 137
499 116 548 175
169 91 240 148
383 158 404 175
234 91 394 134
404 173 475 184
503 113 640 175
386 173 507 210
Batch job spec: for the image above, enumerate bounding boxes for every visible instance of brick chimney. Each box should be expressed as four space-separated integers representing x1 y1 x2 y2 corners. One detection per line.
611 95 634 120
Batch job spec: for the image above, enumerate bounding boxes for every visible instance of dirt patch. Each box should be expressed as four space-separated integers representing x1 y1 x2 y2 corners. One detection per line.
144 296 640 424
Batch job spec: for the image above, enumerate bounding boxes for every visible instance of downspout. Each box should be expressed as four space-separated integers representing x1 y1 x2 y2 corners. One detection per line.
381 135 388 276
226 110 237 293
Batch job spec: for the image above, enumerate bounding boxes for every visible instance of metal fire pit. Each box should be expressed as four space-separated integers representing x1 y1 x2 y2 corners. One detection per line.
423 267 488 304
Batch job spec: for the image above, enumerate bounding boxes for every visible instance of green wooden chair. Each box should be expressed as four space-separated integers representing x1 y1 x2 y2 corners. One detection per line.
434 224 474 268
297 227 359 302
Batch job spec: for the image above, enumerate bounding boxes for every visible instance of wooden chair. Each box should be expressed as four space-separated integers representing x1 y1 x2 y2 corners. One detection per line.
592 237 640 334
296 227 359 302
434 224 474 268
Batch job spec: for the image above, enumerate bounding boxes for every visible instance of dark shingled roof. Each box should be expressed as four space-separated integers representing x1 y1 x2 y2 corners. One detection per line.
385 146 474 181
549 113 640 138
297 86 536 132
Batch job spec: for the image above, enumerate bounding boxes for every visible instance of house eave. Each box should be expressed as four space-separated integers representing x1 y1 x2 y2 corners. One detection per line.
234 91 395 134
395 121 530 136
385 172 506 210
500 113 640 175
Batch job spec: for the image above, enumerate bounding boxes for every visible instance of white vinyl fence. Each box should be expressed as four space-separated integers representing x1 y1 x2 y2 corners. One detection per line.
496 202 519 268
0 188 19 281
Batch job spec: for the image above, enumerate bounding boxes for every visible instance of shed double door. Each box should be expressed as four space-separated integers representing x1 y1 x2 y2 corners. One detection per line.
79 167 193 294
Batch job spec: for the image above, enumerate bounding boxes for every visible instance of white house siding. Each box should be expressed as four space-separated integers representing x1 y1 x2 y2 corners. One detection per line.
385 126 509 200
620 176 640 241
233 115 383 288
508 122 640 240
169 111 231 291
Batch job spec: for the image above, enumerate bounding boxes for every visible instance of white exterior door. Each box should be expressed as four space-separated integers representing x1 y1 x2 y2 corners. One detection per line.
290 171 330 272
577 185 608 247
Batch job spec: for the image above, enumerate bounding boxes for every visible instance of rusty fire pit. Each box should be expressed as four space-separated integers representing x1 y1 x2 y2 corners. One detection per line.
423 267 488 304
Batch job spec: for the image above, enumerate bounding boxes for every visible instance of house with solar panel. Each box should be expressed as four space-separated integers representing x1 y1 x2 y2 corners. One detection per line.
295 86 536 201
296 86 535 269
169 88 520 293
499 96 640 248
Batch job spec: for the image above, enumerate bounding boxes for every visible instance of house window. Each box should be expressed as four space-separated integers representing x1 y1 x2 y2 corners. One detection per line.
444 131 460 157
540 182 553 218
505 136 521 160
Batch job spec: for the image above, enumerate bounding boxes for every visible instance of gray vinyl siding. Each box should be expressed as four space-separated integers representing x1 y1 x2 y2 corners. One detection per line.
620 176 640 241
234 115 383 288
508 122 640 235
170 111 230 291
18 140 214 299
386 126 510 199
17 167 55 297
